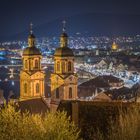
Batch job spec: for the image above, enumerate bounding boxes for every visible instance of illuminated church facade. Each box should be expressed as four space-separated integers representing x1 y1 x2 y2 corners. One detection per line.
51 23 78 100
20 25 45 100
20 22 78 101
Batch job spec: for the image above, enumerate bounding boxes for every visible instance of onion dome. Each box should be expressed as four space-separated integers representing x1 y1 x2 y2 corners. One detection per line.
23 47 41 56
54 46 74 57
23 23 41 56
54 21 74 57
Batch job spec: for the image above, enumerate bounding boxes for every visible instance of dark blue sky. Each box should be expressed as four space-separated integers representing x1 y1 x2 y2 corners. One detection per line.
0 0 140 40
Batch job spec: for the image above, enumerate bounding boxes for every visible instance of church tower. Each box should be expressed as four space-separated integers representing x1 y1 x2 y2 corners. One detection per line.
51 21 78 101
111 42 118 51
20 24 45 100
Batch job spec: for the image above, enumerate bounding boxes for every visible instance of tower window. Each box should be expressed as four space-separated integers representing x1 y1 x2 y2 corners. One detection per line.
31 60 33 68
69 87 72 99
36 83 39 93
68 61 72 72
24 83 27 94
62 61 65 73
35 59 38 68
25 60 27 69
56 88 59 99
57 62 60 72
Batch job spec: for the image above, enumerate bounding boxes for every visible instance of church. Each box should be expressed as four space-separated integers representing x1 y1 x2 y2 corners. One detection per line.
19 23 78 113
51 23 78 101
20 24 45 100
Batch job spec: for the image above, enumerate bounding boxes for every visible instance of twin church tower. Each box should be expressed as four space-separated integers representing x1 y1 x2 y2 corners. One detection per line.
20 22 78 101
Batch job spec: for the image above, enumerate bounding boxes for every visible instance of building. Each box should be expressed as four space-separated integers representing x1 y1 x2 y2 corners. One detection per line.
93 92 112 101
20 25 45 100
51 23 78 101
111 42 118 51
78 75 124 100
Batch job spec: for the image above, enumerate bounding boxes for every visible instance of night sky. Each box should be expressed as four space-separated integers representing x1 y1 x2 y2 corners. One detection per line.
1 0 140 40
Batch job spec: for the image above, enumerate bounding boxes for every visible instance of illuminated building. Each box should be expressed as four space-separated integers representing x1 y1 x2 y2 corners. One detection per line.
111 42 118 51
51 21 78 100
20 24 45 100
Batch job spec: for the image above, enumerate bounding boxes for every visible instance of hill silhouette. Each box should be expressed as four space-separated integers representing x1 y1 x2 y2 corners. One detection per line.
2 12 140 41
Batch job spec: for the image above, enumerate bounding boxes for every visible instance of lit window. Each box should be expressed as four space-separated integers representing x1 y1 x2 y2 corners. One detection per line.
69 87 72 98
35 60 38 68
36 83 39 93
68 61 71 71
62 61 65 73
24 83 27 94
25 60 27 69
56 88 59 99
57 61 60 71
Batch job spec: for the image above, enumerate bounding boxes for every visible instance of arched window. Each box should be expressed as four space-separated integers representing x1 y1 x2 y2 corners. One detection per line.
24 83 27 94
35 59 38 68
68 61 72 72
56 88 59 99
69 87 72 99
57 61 60 72
62 61 65 73
31 60 33 68
36 83 39 93
25 60 27 69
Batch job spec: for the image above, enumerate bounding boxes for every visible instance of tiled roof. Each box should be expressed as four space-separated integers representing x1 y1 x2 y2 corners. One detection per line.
79 75 122 88
18 98 49 114
94 93 112 101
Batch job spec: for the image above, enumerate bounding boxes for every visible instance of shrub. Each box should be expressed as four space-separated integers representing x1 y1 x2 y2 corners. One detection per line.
0 103 80 140
107 105 140 140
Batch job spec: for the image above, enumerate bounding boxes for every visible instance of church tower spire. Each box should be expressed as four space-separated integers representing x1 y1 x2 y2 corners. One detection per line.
51 21 78 101
60 20 68 48
30 22 33 34
20 24 45 100
62 20 66 33
28 23 35 48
